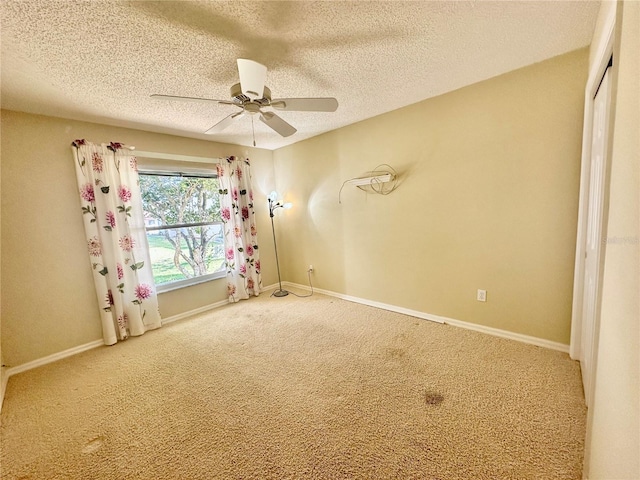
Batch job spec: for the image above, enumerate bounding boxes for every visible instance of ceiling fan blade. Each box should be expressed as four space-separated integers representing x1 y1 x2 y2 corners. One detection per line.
237 59 267 100
259 112 297 137
271 97 339 112
204 111 244 134
151 94 233 105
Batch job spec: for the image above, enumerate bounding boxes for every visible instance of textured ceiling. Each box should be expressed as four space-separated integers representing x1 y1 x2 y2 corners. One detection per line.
1 1 599 151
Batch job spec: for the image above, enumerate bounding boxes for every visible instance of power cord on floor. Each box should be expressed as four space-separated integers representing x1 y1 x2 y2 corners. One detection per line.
284 268 314 298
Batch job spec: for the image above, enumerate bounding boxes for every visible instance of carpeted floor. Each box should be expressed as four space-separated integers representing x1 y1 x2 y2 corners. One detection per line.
1 292 586 479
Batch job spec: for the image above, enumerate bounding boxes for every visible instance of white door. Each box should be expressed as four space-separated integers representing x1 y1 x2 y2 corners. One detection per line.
581 65 612 407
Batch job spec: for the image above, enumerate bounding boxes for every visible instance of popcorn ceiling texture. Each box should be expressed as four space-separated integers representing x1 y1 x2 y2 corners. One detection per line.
1 1 599 150
1 293 586 479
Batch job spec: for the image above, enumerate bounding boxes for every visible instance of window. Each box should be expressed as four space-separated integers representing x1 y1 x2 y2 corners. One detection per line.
139 171 225 292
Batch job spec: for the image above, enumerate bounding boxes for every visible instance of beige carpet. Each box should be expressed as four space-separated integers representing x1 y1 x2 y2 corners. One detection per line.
1 292 586 479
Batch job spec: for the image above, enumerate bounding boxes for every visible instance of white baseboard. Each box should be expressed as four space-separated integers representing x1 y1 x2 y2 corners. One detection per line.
161 299 230 325
6 299 233 378
1 342 105 414
283 282 570 353
261 282 280 293
5 339 105 379
443 317 569 353
282 282 445 325
1 298 234 411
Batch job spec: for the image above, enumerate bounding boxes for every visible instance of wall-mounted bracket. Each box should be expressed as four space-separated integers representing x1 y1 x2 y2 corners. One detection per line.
339 164 399 203
344 173 395 187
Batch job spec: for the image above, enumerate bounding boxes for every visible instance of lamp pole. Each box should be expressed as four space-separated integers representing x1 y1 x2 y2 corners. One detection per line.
268 195 289 297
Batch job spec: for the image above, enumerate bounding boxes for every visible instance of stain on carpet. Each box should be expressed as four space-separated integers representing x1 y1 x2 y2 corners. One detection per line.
425 392 444 405
81 436 104 454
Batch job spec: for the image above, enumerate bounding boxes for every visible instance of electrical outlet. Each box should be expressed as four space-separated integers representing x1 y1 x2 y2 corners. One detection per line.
477 289 487 302
308 264 314 273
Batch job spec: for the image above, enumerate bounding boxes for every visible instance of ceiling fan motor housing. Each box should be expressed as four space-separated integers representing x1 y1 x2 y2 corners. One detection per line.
230 83 271 107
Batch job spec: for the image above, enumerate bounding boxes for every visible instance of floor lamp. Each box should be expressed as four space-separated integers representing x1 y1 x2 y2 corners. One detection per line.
268 191 292 297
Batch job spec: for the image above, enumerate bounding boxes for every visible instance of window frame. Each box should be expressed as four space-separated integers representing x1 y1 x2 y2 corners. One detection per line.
138 163 225 293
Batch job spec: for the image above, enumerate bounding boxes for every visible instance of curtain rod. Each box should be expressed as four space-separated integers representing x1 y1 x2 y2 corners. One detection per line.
71 141 220 164
132 150 221 164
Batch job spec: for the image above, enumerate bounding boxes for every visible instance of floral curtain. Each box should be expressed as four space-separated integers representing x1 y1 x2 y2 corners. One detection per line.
72 140 161 345
217 156 262 302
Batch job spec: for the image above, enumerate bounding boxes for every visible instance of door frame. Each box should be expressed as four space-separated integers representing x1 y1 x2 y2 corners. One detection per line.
569 7 616 400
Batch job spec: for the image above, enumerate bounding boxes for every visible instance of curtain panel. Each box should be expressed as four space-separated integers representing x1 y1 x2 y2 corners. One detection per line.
217 156 262 302
72 140 161 345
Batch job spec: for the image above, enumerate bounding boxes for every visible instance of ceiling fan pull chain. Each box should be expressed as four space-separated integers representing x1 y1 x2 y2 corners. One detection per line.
252 116 256 147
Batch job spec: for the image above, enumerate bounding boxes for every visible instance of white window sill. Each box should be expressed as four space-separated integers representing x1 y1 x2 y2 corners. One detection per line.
156 270 226 294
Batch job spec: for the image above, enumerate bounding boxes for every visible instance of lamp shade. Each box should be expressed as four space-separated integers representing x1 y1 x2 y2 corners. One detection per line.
268 191 278 202
283 202 293 210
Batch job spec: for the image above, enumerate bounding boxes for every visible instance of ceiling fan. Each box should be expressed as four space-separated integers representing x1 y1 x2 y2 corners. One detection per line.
151 59 338 141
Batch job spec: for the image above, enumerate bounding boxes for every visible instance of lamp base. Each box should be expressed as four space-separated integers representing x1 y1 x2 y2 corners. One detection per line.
273 289 289 297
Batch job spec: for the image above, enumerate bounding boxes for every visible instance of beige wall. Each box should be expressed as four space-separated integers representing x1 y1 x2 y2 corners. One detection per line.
0 111 276 366
274 48 588 345
585 1 640 478
0 47 591 365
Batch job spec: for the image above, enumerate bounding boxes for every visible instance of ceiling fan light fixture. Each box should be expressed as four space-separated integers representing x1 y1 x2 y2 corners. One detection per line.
244 103 261 115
